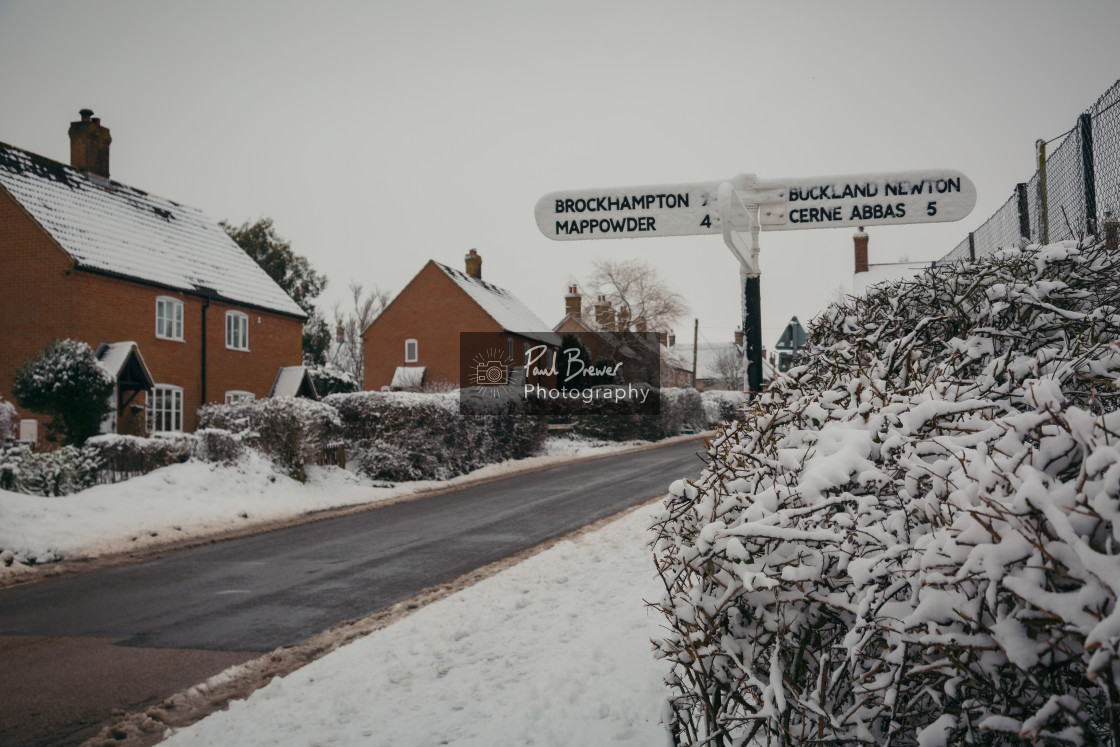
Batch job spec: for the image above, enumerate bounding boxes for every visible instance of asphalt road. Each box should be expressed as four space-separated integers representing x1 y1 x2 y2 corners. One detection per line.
0 437 706 746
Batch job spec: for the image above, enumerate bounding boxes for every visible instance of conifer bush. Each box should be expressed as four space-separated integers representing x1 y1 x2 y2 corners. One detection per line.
652 240 1120 746
11 339 114 445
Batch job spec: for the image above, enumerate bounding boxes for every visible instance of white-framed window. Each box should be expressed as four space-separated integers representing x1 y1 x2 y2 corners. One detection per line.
405 338 418 362
148 385 183 433
226 311 249 351
156 296 184 341
225 390 254 405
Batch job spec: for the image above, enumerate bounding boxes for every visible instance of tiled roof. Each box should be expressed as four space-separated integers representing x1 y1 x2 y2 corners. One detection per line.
435 263 561 347
0 142 305 319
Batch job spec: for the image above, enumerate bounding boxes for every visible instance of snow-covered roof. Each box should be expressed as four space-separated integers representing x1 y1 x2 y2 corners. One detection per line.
390 366 426 390
95 341 154 389
0 142 305 319
435 263 561 347
270 366 318 398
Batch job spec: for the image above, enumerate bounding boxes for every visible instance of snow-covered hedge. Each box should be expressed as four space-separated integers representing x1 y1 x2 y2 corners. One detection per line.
198 398 342 481
0 444 103 496
327 391 548 482
85 433 197 482
699 389 748 427
652 240 1120 745
658 387 705 436
561 386 703 442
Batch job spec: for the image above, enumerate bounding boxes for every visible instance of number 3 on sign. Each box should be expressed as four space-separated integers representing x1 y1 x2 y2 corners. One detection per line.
927 202 937 216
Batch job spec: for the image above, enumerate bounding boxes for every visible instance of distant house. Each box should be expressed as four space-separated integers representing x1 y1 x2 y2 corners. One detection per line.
553 284 693 387
852 227 933 296
684 329 779 392
363 250 560 391
0 110 307 442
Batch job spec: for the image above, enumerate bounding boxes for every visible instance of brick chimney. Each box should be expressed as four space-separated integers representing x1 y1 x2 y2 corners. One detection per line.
565 284 582 318
594 296 615 330
854 227 869 274
734 328 744 346
69 109 112 179
667 330 675 347
464 249 482 279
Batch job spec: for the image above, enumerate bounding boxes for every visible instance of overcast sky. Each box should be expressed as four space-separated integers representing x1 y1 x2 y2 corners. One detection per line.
2 1 1118 350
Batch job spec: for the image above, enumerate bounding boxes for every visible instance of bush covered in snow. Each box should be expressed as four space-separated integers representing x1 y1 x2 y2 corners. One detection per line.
307 363 358 397
11 339 114 445
560 386 703 442
327 391 547 481
0 396 16 445
652 240 1120 745
658 387 705 436
0 444 103 496
699 389 749 427
198 397 342 481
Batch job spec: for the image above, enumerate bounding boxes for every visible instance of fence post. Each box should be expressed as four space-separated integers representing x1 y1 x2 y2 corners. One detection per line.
1037 139 1049 244
1080 112 1098 236
968 232 975 261
1017 183 1031 241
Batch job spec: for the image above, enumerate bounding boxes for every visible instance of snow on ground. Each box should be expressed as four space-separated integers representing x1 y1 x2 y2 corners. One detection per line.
162 502 672 747
0 435 652 581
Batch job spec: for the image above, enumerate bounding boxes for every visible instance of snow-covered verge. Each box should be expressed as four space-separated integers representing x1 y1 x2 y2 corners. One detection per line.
0 434 663 583
162 502 671 746
652 240 1120 745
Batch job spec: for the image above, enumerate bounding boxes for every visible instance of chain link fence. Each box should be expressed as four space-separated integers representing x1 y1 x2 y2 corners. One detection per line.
937 78 1120 264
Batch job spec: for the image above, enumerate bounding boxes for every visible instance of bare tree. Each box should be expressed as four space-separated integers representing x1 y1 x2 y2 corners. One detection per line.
711 344 745 390
328 281 391 389
585 257 689 333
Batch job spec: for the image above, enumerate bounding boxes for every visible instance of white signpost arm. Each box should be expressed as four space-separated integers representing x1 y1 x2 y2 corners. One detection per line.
718 181 760 276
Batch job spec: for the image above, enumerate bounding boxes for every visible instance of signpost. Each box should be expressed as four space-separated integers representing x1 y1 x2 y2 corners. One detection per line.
535 170 976 394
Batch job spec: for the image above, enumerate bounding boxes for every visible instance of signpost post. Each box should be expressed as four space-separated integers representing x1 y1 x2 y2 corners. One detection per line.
535 170 976 395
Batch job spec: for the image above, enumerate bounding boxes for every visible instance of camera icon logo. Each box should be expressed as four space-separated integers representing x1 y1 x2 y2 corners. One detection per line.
475 360 508 386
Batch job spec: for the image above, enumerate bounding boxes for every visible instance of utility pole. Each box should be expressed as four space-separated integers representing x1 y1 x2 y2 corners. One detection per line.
691 318 698 386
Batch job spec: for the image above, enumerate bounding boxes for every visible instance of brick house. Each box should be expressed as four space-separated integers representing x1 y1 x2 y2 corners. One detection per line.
363 250 559 391
0 110 307 442
553 284 693 387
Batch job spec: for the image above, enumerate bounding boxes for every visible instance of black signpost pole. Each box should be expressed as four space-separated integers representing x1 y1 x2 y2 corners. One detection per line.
743 275 763 395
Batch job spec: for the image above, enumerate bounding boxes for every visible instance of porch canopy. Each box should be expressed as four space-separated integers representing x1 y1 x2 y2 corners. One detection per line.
95 341 153 412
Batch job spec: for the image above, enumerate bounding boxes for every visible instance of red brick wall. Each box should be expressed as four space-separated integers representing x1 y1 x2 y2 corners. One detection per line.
364 261 501 390
0 186 303 439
